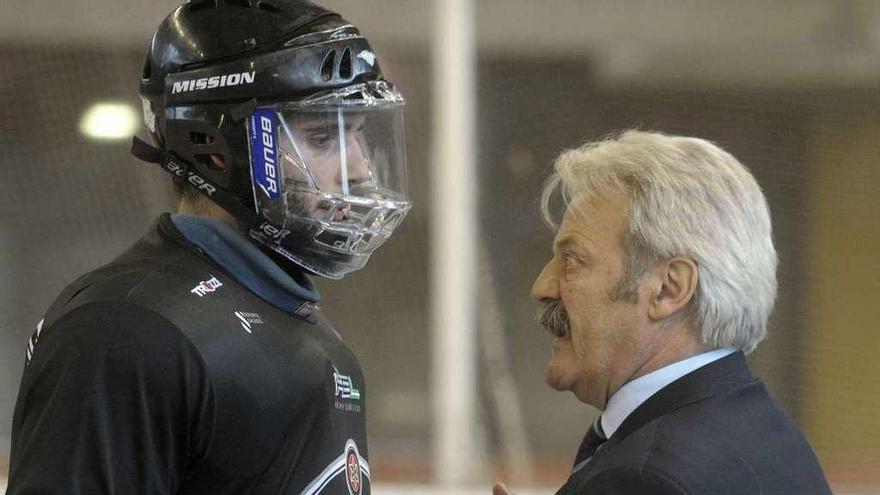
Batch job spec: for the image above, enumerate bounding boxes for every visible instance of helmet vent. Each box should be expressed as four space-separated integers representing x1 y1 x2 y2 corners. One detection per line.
142 58 152 80
321 50 336 82
195 154 226 171
339 47 353 80
190 132 214 144
187 1 214 13
224 0 252 7
257 1 281 13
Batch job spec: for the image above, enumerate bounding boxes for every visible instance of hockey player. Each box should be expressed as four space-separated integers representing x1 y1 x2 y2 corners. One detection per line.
7 1 410 493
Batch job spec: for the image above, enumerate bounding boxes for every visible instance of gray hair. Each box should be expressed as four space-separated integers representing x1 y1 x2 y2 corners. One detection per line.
541 130 777 353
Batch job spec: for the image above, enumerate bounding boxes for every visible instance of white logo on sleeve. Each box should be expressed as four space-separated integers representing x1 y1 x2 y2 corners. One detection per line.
25 318 45 366
234 311 263 333
191 276 223 297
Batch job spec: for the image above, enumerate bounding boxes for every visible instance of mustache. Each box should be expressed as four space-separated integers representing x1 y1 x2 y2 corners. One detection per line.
538 302 570 338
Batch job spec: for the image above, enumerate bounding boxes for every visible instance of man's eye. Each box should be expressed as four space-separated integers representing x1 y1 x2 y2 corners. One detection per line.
563 253 580 267
306 132 335 150
282 178 310 189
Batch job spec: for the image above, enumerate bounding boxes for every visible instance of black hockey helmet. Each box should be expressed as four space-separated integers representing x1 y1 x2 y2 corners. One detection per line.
134 0 410 279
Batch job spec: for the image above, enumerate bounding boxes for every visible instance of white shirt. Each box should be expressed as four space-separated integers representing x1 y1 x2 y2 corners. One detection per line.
600 348 737 438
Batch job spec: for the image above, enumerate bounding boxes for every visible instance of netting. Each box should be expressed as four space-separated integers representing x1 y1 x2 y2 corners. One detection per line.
2 12 879 494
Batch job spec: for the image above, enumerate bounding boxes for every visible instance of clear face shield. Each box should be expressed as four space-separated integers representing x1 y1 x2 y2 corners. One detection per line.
247 81 411 279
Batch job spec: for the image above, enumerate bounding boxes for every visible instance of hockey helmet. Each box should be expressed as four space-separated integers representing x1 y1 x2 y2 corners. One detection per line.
135 0 410 279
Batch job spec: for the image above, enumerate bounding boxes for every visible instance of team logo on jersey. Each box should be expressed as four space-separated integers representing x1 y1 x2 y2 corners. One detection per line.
333 366 361 401
234 311 263 333
191 276 223 297
345 443 363 495
299 439 370 495
333 366 362 413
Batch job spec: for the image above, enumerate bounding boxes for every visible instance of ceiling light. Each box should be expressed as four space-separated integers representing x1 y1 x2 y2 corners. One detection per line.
79 102 138 140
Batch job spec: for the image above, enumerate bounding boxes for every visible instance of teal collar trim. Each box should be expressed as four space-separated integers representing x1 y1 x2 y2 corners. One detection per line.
170 214 320 313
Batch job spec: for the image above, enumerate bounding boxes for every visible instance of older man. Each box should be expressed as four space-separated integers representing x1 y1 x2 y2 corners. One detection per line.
495 131 831 494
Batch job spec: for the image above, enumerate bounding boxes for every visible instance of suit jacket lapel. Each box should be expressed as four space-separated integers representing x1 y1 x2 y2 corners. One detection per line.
611 350 755 444
557 352 758 493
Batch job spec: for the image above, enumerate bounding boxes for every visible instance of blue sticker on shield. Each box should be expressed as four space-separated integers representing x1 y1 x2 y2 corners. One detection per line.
250 108 281 199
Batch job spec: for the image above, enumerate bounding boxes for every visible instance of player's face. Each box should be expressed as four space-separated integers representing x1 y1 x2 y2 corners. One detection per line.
287 113 371 195
531 192 655 410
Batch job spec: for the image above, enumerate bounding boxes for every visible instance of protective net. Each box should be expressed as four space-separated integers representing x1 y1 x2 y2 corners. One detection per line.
1 13 878 494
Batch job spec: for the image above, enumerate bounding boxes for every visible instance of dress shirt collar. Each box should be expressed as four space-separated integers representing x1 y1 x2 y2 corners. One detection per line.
600 347 737 438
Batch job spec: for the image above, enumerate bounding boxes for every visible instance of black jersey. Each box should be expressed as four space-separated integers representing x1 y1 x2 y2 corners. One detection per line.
8 215 371 494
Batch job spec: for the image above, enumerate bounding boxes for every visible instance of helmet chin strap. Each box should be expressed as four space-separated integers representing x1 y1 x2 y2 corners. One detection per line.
130 135 294 252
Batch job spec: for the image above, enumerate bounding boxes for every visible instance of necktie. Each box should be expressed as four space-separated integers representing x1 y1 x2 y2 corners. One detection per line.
572 416 607 471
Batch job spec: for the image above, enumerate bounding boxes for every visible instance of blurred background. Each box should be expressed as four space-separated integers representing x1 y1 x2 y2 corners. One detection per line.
1 0 879 493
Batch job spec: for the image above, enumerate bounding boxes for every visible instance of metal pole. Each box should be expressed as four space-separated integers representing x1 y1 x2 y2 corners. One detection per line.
430 0 480 486
478 245 535 485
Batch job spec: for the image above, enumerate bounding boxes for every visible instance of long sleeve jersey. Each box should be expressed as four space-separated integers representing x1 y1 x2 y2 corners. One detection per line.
9 214 371 494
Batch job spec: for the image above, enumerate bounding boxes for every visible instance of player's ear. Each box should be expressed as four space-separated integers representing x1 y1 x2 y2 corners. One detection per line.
209 154 228 170
647 257 698 321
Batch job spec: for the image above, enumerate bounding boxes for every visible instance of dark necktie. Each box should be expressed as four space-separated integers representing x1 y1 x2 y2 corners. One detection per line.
572 416 607 470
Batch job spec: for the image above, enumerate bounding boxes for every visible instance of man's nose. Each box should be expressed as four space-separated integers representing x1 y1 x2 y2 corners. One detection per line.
343 136 370 183
531 259 561 303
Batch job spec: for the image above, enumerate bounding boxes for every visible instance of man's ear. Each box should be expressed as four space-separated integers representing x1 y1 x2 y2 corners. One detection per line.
647 257 699 322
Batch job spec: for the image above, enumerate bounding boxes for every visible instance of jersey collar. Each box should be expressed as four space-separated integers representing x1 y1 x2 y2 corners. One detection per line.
169 213 320 313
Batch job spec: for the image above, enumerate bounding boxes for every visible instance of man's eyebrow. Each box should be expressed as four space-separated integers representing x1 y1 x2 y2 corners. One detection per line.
301 122 360 132
553 234 589 254
300 122 334 131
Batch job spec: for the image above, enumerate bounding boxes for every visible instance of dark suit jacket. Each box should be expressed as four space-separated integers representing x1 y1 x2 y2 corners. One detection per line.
558 351 832 494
